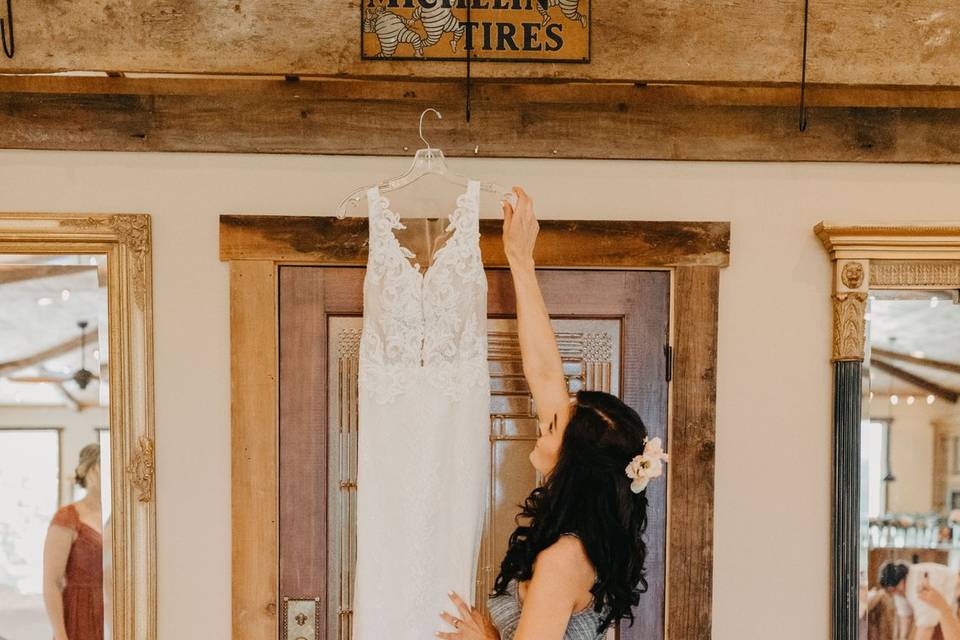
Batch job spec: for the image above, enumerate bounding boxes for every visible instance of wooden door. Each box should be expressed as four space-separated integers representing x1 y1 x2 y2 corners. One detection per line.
278 266 670 640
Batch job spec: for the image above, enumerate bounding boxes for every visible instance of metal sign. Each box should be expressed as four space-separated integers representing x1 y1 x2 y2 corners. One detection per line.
361 0 590 62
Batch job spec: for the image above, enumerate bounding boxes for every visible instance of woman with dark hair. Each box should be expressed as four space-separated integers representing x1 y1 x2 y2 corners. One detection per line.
438 187 667 640
879 560 960 640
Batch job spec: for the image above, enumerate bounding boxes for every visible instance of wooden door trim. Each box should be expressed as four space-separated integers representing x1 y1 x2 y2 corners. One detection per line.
222 216 729 640
220 216 730 268
230 260 279 640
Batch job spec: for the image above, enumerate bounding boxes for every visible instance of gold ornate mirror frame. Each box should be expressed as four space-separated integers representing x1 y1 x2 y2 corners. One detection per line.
816 223 960 640
0 213 157 640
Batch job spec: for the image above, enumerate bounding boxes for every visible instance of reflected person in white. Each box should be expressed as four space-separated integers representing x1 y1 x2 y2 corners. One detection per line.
880 561 960 640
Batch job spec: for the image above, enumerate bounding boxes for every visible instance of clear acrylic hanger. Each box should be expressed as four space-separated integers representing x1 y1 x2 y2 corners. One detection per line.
334 107 518 219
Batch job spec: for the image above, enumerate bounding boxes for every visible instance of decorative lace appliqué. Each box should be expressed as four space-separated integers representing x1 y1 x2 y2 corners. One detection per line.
358 179 489 405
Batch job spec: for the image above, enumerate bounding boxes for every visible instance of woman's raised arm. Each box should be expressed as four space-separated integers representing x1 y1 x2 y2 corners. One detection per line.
502 187 572 438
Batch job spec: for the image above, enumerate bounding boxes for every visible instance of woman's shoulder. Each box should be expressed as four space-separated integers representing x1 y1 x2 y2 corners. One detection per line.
535 534 596 584
551 532 592 561
50 503 80 530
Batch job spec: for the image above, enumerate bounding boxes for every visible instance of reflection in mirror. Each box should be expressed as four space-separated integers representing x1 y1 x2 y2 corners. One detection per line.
861 290 960 640
0 254 111 640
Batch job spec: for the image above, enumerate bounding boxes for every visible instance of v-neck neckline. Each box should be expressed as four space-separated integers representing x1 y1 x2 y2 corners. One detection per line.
69 504 102 537
369 179 477 282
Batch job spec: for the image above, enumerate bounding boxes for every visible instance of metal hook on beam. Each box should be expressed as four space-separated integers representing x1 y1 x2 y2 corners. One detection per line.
465 0 472 122
1 0 13 59
798 0 809 131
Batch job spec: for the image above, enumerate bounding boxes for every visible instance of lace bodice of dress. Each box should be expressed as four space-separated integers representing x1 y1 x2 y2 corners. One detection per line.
358 178 489 405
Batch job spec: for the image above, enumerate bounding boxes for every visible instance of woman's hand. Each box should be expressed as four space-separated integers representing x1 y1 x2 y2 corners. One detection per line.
437 591 500 640
501 186 538 269
917 577 951 613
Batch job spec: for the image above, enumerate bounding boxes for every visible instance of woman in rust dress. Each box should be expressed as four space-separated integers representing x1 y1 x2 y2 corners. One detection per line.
42 444 104 640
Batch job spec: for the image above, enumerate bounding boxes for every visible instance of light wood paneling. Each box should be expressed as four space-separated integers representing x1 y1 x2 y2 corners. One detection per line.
231 260 279 639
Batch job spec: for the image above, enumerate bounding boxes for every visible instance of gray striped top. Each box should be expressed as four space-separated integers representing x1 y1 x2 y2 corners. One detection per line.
486 535 609 640
487 578 608 640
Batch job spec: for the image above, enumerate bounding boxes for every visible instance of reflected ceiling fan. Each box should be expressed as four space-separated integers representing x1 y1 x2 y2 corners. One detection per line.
8 320 99 390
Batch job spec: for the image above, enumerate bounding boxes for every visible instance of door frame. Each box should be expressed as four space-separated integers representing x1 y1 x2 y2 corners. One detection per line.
220 215 730 640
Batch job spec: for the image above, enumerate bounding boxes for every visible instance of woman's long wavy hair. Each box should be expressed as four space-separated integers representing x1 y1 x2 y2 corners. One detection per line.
490 390 652 633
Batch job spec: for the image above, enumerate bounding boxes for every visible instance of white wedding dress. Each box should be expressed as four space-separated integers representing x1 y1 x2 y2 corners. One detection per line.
353 178 491 639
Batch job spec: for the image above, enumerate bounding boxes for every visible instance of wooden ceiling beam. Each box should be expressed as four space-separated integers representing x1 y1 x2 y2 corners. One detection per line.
0 264 99 286
0 330 98 377
4 77 960 162
6 76 960 109
55 382 83 412
871 357 959 403
872 347 960 376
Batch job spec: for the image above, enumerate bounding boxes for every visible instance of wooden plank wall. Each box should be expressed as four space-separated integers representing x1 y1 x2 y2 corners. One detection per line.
3 76 960 161
2 1 960 87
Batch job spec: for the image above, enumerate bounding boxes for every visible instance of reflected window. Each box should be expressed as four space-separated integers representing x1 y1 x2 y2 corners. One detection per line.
0 428 61 595
862 419 890 518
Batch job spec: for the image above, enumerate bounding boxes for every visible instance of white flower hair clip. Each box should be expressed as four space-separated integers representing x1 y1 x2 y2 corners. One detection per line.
624 437 669 494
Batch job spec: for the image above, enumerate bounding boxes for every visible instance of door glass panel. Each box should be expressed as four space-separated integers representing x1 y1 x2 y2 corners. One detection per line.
325 316 621 640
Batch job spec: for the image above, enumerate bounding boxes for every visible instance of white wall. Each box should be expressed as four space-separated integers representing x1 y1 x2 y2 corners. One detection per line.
3 149 960 639
869 397 953 514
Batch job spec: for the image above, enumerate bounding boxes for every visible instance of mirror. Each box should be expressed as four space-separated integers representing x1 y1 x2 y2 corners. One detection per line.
0 254 111 640
0 214 156 640
862 290 960 640
817 223 960 640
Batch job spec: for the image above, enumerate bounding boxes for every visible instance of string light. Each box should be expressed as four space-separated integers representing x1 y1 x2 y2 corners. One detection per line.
36 297 52 306
907 396 915 405
890 395 899 405
928 395 936 405
61 289 70 301
931 297 940 308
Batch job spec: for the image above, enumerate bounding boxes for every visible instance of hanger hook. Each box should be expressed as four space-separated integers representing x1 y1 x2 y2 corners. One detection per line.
419 108 441 150
1 0 13 59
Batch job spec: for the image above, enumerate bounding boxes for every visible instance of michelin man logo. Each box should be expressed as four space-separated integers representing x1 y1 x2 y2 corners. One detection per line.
363 0 587 60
